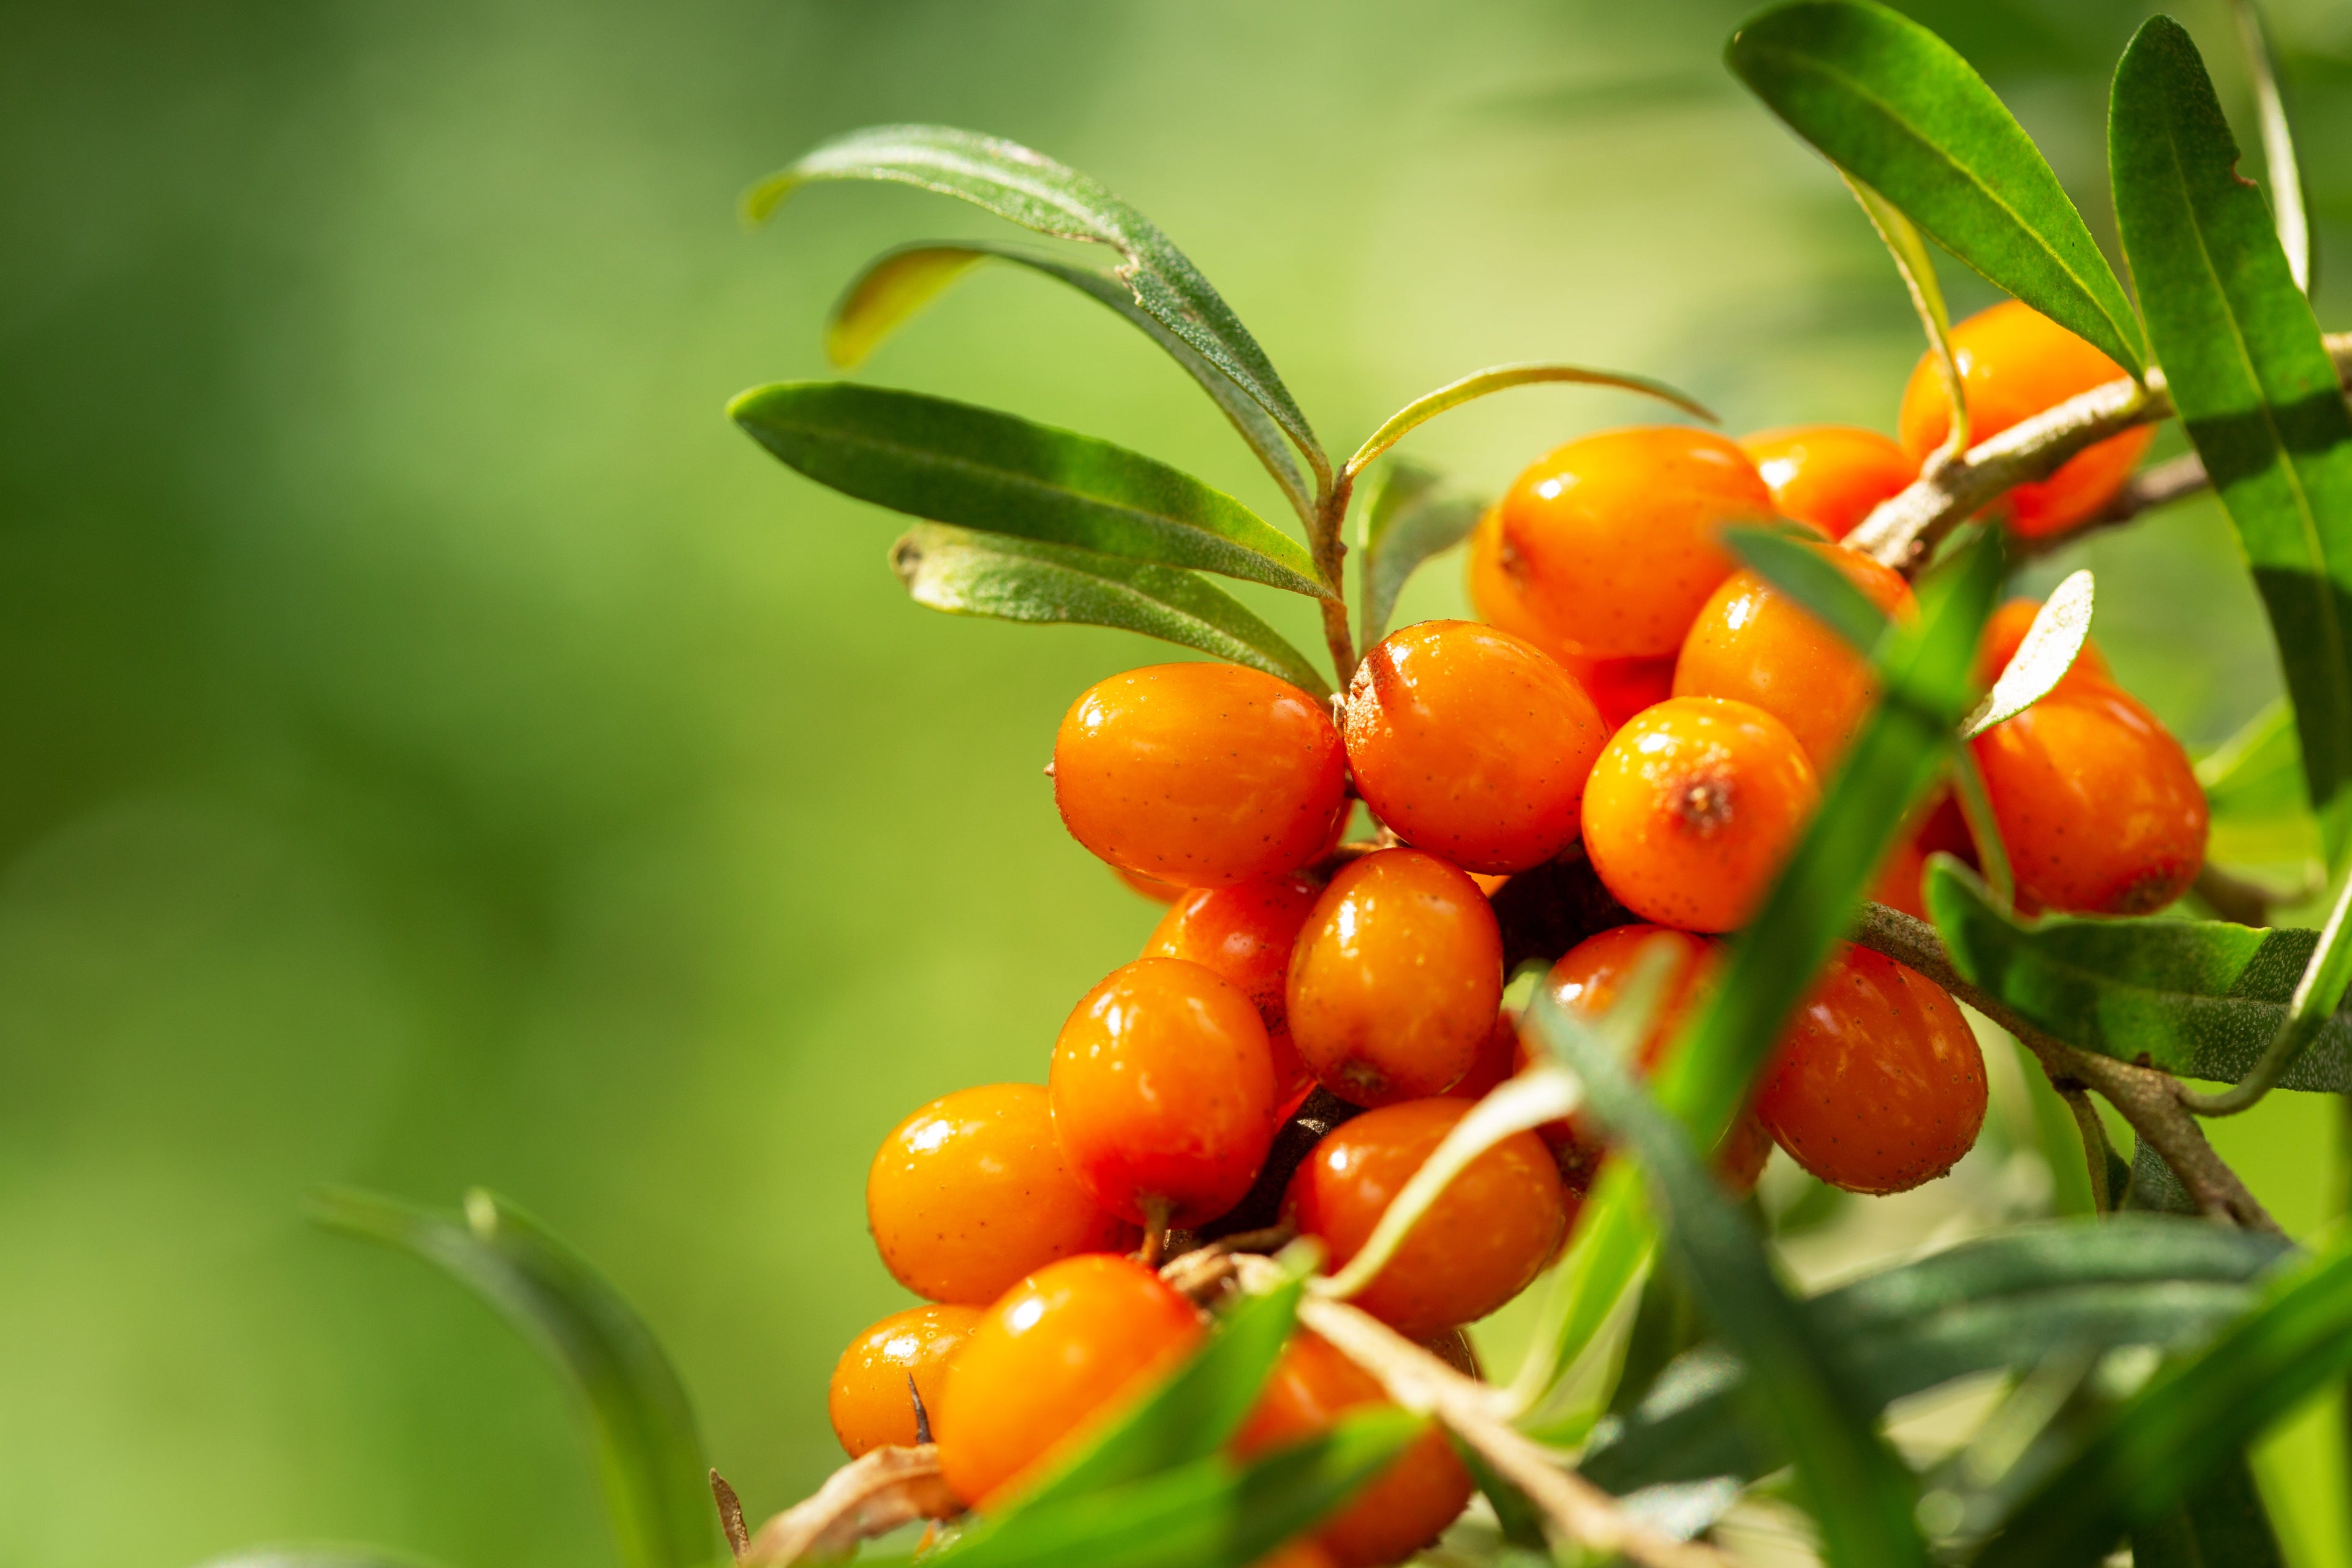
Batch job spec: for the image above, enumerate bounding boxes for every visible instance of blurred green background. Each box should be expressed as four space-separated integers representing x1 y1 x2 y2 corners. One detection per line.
6 1 2351 1565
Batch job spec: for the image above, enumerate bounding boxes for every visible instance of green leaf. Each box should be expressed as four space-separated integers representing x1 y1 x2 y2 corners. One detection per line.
731 382 1333 599
1340 362 1714 481
2110 16 2352 863
2228 0 2310 295
1728 1 2145 376
2129 1453 2288 1568
1844 172 1970 451
825 244 1313 524
2198 698 2305 822
1924 858 2352 1091
889 524 1332 701
1355 461 1486 649
747 125 1327 481
310 1189 716 1568
1722 522 1893 654
1961 569 2095 738
1978 1231 2352 1567
1581 1217 2291 1496
1524 978 1930 1568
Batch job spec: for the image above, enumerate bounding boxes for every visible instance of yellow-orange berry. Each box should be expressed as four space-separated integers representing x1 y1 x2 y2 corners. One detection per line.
1738 424 1916 540
828 1304 981 1458
1144 874 1324 1104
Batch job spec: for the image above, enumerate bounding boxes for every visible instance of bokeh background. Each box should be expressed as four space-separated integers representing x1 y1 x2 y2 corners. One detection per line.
6 1 2352 1564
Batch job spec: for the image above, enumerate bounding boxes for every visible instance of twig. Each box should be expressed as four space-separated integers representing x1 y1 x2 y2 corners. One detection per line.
2054 1085 2116 1213
1849 902 2279 1232
736 1446 962 1566
2190 862 2294 928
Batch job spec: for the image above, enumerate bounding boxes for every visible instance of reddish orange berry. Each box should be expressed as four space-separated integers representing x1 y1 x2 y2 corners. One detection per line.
1466 507 1676 731
934 1254 1204 1508
1716 1110 1776 1196
1236 1330 1474 1567
1975 596 2114 695
1054 663 1348 888
1494 426 1774 658
1898 301 2155 539
1284 1098 1569 1336
1144 875 1324 1104
1050 957 1280 1227
1738 424 1917 540
1342 620 1606 874
828 1304 981 1458
867 1084 1136 1305
1755 944 1987 1194
1972 681 2207 915
1581 697 1822 932
1441 1011 1520 1103
1287 849 1504 1107
1673 543 1917 773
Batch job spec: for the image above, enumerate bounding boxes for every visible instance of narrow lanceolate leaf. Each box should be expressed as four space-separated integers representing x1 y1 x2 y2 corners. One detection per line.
1844 173 1969 451
1525 981 1929 1568
2198 697 2304 821
1581 1218 2291 1496
2229 0 2310 295
731 382 1333 599
891 524 1333 700
747 125 1327 478
2129 1454 2289 1568
2110 17 2352 863
1357 461 1487 649
1340 363 1713 483
1961 569 2095 737
310 1189 715 1568
826 244 1313 523
1728 1 2145 376
1924 859 2352 1090
1979 1232 2352 1567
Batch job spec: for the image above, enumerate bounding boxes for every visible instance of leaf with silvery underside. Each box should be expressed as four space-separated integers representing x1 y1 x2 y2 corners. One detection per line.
2110 16 2352 865
747 125 1326 481
1961 570 2094 737
891 524 1333 701
1728 1 2145 377
731 382 1332 599
1924 858 2352 1090
825 243 1312 525
1357 460 1488 656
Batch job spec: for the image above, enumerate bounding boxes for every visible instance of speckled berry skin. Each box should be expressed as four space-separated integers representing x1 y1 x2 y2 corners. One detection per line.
1755 943 1986 1194
1738 424 1917 540
827 1303 980 1458
1054 663 1348 888
1465 507 1674 730
1580 696 1821 933
1142 874 1324 1105
1341 619 1605 875
1286 849 1504 1107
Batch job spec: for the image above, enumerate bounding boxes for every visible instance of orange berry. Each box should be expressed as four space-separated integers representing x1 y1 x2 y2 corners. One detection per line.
1716 1110 1776 1196
1144 875 1324 1104
1673 542 1915 774
1898 301 2155 539
1112 863 1185 903
1972 682 2207 915
1440 1011 1520 1103
1051 957 1280 1227
1755 944 1987 1194
1738 424 1917 540
1054 663 1348 888
934 1254 1204 1508
1581 697 1821 932
828 1304 981 1458
1494 426 1774 658
1287 849 1504 1107
1342 620 1607 874
1975 596 2114 695
867 1084 1136 1305
1466 506 1675 731
1284 1098 1569 1336
1236 1331 1474 1567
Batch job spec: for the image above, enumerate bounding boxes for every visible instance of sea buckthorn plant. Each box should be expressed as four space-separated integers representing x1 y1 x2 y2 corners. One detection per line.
216 5 2352 1568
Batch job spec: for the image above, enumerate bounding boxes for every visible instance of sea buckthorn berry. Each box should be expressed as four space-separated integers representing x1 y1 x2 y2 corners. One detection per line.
1144 875 1324 1104
1466 507 1676 731
934 1254 1203 1508
1716 1110 1775 1197
1440 1012 1520 1103
1971 681 2207 915
1236 1330 1474 1567
868 1084 1136 1305
827 1304 981 1458
1113 864 1185 903
1341 620 1606 875
1755 944 1987 1194
1898 301 2155 538
1738 424 1917 540
1050 957 1280 1228
1287 850 1504 1107
1494 426 1775 659
1673 544 1917 773
1054 663 1347 888
1976 596 2114 695
1283 1098 1569 1336
1581 697 1822 933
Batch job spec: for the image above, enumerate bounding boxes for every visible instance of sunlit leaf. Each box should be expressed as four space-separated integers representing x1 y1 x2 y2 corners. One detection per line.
2228 0 2310 295
1844 173 1969 451
1355 462 1485 649
1728 1 2145 376
1961 570 2095 737
731 382 1333 598
890 523 1333 700
310 1189 717 1568
2110 16 2352 863
1340 362 1713 481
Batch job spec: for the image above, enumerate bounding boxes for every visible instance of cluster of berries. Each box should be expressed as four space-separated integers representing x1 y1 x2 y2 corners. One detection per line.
821 301 2211 1567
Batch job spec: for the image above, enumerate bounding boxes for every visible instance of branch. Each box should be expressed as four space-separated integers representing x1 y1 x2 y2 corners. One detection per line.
1849 902 2279 1232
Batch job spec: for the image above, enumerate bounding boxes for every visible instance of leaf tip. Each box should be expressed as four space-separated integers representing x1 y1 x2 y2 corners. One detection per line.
739 172 800 228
